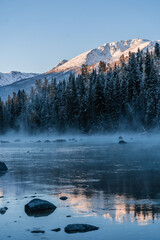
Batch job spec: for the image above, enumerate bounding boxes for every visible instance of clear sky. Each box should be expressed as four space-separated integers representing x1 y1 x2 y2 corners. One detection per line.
0 0 160 73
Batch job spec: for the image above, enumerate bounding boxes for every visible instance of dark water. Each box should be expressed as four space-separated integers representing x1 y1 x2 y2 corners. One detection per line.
0 135 160 239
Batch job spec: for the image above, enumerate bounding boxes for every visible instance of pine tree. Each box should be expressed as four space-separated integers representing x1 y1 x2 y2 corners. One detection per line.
155 43 160 58
0 99 4 133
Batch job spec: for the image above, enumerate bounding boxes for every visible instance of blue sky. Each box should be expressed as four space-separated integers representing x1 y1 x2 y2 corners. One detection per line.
0 0 160 73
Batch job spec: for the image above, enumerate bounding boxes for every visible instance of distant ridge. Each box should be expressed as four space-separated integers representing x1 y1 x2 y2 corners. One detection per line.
0 71 38 87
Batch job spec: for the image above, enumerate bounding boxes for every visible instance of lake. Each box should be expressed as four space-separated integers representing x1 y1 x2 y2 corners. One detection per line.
0 134 160 239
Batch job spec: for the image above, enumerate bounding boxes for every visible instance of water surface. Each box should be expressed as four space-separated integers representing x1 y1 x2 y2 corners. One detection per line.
0 134 160 239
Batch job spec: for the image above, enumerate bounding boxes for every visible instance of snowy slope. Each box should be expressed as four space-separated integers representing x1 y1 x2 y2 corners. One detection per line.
50 38 160 73
0 71 38 86
50 59 68 71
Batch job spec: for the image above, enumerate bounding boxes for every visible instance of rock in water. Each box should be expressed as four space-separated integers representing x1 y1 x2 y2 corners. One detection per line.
0 162 8 172
60 196 68 201
51 228 61 232
119 140 127 144
31 230 45 234
65 224 99 233
25 198 57 217
0 207 8 214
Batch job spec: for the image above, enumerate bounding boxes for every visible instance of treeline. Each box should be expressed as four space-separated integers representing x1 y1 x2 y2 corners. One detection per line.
0 43 160 134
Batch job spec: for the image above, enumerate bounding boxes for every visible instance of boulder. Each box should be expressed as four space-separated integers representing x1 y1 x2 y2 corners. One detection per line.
25 198 57 217
0 162 8 172
65 224 99 233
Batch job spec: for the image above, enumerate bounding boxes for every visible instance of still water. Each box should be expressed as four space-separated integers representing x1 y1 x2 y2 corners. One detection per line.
0 134 160 239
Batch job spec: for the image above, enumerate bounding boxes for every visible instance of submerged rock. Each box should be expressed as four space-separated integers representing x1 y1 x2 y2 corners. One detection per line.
60 196 68 201
0 207 8 214
0 162 8 172
65 224 99 233
119 140 127 144
25 198 57 217
51 228 61 232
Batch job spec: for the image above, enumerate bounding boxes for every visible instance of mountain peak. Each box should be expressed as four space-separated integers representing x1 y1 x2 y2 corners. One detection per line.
49 38 158 74
51 59 68 71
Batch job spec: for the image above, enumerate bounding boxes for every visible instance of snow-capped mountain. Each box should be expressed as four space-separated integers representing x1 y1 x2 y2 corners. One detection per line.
0 71 38 87
0 38 159 100
50 38 160 73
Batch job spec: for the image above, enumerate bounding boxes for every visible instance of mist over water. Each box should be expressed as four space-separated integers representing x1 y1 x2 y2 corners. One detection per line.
0 133 160 239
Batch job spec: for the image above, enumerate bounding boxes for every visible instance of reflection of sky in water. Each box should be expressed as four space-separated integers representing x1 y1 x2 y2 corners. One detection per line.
0 137 160 239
